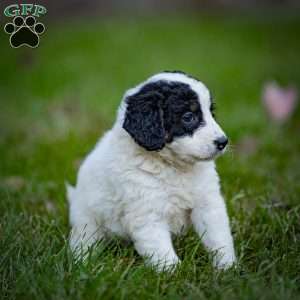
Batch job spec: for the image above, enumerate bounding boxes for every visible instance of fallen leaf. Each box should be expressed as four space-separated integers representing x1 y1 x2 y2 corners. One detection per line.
2 176 26 191
262 81 298 123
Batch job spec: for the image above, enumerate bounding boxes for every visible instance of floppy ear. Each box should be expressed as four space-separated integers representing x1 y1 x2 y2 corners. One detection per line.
123 90 166 151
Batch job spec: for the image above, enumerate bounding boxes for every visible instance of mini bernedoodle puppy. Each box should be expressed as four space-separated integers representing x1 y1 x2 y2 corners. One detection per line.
67 71 236 271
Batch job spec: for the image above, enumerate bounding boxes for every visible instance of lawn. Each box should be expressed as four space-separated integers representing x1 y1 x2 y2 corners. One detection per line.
1 13 300 300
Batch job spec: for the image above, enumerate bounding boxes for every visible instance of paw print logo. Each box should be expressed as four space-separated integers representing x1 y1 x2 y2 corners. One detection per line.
4 16 45 48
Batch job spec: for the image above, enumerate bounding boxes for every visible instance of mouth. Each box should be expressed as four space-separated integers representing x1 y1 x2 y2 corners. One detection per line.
198 148 226 161
199 155 217 161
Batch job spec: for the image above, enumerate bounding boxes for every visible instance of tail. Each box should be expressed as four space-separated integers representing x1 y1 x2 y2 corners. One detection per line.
65 181 76 205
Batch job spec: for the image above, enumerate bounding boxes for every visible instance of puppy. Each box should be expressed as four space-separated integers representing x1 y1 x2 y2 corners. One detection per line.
67 71 236 271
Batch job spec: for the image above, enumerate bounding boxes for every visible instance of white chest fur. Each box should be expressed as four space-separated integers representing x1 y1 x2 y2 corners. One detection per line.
134 154 197 235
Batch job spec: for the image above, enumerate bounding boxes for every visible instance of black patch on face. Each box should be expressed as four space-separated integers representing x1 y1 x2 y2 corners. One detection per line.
123 80 204 151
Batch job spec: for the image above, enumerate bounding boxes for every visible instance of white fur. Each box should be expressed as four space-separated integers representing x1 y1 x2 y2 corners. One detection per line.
68 72 236 271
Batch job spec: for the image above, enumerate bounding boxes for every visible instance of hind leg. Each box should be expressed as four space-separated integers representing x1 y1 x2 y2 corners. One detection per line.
69 213 104 260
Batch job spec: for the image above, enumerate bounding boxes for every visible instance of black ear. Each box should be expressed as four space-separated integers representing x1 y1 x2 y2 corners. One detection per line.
123 89 166 151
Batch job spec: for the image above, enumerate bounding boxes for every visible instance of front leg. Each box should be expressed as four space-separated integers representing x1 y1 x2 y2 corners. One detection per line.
191 191 236 269
130 222 180 271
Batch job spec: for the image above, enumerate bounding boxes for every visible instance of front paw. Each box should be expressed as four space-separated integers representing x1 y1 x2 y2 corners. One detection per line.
213 251 236 270
148 255 181 272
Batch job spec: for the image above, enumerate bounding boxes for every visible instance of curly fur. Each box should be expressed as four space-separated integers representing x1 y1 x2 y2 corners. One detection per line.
68 71 236 271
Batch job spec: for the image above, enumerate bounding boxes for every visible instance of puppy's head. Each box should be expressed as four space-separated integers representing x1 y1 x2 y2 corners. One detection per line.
120 71 228 162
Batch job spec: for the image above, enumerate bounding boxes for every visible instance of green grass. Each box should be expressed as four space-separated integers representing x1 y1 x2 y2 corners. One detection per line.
1 13 300 300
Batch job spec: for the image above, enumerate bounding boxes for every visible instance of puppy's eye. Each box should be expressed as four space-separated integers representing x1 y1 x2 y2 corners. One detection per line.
181 112 196 124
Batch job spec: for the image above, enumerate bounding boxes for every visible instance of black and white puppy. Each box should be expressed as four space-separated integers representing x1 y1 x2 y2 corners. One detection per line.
67 71 236 271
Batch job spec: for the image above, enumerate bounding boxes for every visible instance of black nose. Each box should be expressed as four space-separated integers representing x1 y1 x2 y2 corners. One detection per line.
214 136 228 151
